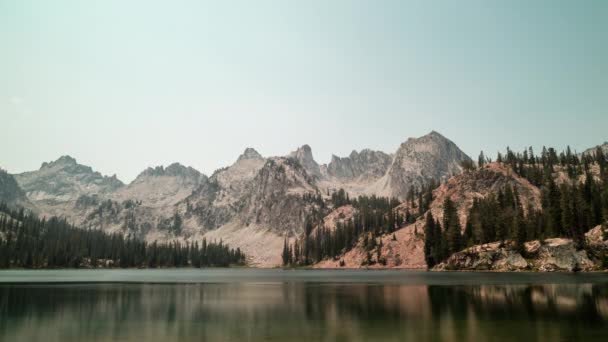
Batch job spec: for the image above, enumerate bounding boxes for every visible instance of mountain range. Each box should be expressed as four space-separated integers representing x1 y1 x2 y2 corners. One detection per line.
2 133 606 267
0 131 471 265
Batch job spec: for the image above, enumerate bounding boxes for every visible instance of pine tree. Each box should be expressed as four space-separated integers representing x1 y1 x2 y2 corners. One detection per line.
442 198 462 255
424 213 436 268
281 237 290 266
478 151 486 168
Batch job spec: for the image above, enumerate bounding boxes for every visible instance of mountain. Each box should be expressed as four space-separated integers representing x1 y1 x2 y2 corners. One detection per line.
0 169 34 210
580 142 608 158
314 162 542 269
325 149 392 180
199 156 321 266
289 145 321 178
180 148 266 231
13 156 123 220
370 131 471 200
14 155 123 203
114 162 206 208
403 162 542 229
1 131 477 266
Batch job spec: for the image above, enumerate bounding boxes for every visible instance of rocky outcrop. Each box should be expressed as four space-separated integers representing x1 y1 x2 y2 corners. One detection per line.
434 237 600 272
527 239 596 271
321 205 356 231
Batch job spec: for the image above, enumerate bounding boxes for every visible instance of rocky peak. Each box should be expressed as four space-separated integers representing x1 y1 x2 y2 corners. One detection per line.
326 149 392 179
134 163 203 182
376 131 471 199
289 144 321 178
238 156 319 236
40 155 85 172
14 155 124 203
237 148 263 162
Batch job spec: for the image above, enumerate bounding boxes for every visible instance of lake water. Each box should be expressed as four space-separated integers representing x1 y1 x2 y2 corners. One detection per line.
1 269 608 341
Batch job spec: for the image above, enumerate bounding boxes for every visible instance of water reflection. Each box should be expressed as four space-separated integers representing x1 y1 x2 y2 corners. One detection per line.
1 282 607 341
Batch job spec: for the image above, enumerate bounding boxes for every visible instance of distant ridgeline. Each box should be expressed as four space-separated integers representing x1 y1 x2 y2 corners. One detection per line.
282 145 608 270
0 204 246 268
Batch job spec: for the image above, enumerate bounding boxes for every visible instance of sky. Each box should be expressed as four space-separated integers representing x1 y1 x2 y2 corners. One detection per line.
1 0 607 183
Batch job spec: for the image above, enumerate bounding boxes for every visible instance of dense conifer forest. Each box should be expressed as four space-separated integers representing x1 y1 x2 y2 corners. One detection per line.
0 204 246 268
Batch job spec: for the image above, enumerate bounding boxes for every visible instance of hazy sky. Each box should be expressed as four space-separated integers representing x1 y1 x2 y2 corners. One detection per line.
1 0 607 183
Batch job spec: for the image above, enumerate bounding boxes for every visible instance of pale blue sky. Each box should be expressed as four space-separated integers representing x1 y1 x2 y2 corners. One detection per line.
1 0 607 182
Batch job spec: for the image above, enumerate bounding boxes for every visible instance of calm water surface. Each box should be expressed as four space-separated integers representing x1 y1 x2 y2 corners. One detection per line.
1 269 608 341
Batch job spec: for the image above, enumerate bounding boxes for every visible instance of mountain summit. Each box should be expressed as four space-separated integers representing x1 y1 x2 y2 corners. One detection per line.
237 148 264 162
289 145 321 178
374 131 471 199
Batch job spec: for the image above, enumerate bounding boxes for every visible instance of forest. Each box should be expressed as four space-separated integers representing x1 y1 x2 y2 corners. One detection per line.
282 182 439 266
282 145 608 269
425 145 608 268
0 204 246 268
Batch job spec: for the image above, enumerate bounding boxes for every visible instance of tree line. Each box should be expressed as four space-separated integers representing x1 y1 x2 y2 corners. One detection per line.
425 145 608 268
0 204 246 268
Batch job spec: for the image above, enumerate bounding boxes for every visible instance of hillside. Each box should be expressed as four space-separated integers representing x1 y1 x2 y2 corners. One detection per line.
313 162 542 269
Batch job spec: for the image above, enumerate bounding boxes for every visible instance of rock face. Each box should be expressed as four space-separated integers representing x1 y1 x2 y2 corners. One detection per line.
181 148 267 231
325 150 392 180
0 169 34 210
318 131 471 200
289 145 321 178
527 239 596 272
434 237 598 272
372 131 471 200
237 157 319 236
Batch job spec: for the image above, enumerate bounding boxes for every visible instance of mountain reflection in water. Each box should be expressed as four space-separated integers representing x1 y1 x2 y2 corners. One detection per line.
1 281 607 341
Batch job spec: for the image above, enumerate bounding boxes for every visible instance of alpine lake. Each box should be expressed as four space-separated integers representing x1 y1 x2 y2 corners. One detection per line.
1 269 608 341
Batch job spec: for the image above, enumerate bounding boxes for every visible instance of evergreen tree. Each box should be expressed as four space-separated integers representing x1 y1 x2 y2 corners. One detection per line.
282 237 290 266
424 213 436 268
442 198 462 255
478 151 486 168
